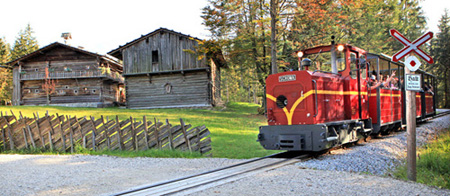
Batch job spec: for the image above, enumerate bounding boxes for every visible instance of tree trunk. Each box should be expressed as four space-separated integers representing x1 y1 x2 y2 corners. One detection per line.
270 0 277 74
446 68 450 108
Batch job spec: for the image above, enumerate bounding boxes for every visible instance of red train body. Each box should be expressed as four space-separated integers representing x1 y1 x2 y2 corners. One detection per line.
258 44 436 152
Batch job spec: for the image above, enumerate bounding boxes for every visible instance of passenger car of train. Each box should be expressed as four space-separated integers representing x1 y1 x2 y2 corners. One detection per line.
257 42 436 152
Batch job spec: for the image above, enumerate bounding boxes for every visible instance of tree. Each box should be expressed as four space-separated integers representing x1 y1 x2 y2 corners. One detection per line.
11 24 39 60
431 9 450 108
0 37 12 104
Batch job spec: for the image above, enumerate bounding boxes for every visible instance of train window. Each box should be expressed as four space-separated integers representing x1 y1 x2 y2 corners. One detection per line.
304 50 345 72
390 62 399 90
360 54 367 79
379 59 390 89
350 53 357 79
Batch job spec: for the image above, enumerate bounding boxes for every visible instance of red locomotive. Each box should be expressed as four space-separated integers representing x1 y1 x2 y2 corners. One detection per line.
258 41 436 152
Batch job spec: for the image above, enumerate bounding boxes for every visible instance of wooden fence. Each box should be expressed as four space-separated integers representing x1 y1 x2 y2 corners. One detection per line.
0 110 211 155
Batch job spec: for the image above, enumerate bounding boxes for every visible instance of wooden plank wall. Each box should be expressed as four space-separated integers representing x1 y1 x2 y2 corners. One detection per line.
122 31 207 74
126 71 211 109
0 111 212 155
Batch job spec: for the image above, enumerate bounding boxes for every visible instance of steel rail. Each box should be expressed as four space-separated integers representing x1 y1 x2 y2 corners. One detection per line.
114 152 308 196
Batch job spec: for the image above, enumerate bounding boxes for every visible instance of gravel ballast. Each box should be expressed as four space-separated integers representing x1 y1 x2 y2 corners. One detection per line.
1 111 450 195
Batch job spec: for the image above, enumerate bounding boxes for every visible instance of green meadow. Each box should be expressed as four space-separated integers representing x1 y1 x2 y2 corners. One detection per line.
0 102 275 159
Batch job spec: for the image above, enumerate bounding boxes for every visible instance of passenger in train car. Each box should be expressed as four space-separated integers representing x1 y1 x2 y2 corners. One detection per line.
369 75 383 90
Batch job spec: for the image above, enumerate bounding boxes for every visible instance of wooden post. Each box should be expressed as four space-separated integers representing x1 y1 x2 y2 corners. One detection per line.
130 117 137 151
166 119 173 150
33 113 45 147
22 128 29 149
154 118 161 149
101 116 110 150
67 116 75 153
143 116 149 150
59 118 66 152
90 116 97 151
180 118 192 152
116 116 122 150
48 131 53 151
26 125 36 149
405 67 417 181
1 128 5 151
4 115 15 150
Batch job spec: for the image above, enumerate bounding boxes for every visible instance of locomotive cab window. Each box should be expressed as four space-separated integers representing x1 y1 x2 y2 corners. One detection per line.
303 49 345 72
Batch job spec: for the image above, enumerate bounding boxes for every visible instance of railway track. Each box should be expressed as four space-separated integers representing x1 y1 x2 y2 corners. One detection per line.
114 110 450 196
114 152 309 196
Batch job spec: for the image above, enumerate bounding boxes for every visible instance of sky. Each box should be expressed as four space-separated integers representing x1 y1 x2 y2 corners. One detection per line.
1 0 449 55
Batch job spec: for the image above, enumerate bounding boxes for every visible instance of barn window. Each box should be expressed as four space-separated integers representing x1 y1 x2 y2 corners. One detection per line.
146 38 149 44
164 83 172 94
152 50 159 63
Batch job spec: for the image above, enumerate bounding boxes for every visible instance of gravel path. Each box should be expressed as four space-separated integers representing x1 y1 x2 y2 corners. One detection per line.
1 111 449 196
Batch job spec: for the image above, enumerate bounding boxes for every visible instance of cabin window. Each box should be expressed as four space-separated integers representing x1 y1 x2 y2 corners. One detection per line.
92 89 97 93
65 85 69 89
152 50 159 63
74 90 79 94
164 83 172 94
34 89 39 93
35 68 39 72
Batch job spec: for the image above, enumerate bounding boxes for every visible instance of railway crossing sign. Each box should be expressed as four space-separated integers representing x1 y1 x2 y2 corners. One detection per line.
390 29 434 64
405 56 421 72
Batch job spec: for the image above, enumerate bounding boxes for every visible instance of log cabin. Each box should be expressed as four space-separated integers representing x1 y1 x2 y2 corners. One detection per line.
8 42 124 107
108 28 226 109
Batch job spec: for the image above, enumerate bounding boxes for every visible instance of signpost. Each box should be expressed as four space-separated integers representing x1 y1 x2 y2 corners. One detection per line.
390 29 433 182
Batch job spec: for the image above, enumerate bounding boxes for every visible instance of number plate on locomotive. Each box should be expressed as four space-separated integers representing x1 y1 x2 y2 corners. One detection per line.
279 74 296 82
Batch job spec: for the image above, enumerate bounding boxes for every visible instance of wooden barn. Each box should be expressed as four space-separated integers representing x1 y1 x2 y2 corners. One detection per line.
108 28 226 109
8 42 124 107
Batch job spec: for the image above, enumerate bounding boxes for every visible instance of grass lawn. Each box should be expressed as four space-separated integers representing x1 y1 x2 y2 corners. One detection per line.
0 102 275 159
394 129 450 189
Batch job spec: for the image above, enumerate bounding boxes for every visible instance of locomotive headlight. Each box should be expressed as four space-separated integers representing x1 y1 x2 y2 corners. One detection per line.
297 51 304 58
337 44 344 52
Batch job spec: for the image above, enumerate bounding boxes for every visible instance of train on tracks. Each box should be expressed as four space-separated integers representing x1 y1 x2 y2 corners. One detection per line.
258 40 436 152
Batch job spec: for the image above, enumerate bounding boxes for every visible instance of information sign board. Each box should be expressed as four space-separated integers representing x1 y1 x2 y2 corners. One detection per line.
405 74 421 91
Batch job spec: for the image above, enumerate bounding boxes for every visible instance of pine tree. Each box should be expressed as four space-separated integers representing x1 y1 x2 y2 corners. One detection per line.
0 37 12 104
432 9 450 107
11 23 39 60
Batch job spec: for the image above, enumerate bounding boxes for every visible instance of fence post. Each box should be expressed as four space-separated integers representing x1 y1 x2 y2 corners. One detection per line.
60 117 66 152
90 116 97 151
143 116 149 150
116 116 122 150
101 116 110 150
180 118 192 152
22 128 29 149
154 118 161 150
4 116 15 150
33 113 45 147
67 116 75 153
48 131 53 151
130 117 137 151
166 119 173 150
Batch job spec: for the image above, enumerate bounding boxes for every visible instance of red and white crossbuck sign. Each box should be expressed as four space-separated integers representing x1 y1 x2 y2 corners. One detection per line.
390 29 434 64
